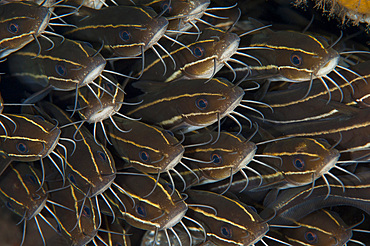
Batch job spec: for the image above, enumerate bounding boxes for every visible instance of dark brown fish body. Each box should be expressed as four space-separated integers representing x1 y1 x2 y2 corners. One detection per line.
0 1 51 59
47 182 99 246
278 210 352 246
137 27 240 81
235 22 339 82
105 117 184 174
346 60 370 108
6 37 106 94
260 137 340 189
181 131 257 186
126 78 244 133
268 106 370 161
205 137 339 194
115 0 210 33
198 6 240 30
260 169 370 225
60 5 169 58
38 101 116 197
185 189 269 245
0 162 46 220
252 60 370 124
104 174 188 231
0 113 61 175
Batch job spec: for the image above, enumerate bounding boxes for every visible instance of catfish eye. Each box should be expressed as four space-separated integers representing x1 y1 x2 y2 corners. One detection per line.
165 182 174 191
25 174 37 185
82 41 94 48
211 153 222 165
304 231 318 243
6 201 14 210
104 82 115 92
136 204 147 217
220 225 232 238
193 45 205 58
55 64 67 76
293 158 305 170
16 142 28 153
248 206 257 213
165 130 174 137
8 23 19 34
97 151 107 162
139 150 150 163
195 98 208 110
161 2 172 14
82 206 91 217
119 30 131 42
290 53 302 66
68 173 77 185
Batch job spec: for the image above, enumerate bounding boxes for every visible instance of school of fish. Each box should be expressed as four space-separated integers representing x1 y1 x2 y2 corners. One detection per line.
0 0 369 245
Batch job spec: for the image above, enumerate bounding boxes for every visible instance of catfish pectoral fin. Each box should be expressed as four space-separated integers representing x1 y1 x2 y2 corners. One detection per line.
250 179 287 192
22 85 54 104
263 188 280 207
0 151 12 176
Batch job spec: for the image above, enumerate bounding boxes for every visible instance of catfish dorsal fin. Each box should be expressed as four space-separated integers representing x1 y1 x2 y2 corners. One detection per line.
257 127 276 141
247 17 274 35
263 188 280 208
325 99 362 117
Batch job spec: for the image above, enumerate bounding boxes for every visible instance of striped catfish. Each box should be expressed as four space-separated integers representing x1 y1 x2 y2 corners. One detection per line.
236 19 340 84
271 209 353 246
126 78 244 133
0 113 61 176
38 101 116 198
47 181 100 246
102 173 189 243
59 5 169 58
260 168 370 225
0 1 51 59
133 26 240 82
114 0 210 33
185 189 270 246
6 37 106 103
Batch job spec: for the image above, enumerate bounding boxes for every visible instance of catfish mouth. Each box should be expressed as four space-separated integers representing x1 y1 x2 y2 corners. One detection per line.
40 128 61 158
236 145 257 171
219 36 240 62
220 89 244 119
315 149 340 179
183 0 210 21
164 148 185 172
28 196 47 220
146 19 169 49
87 105 115 123
315 54 339 78
249 231 268 245
162 206 188 229
247 224 269 245
90 175 115 197
81 63 105 87
36 9 51 36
